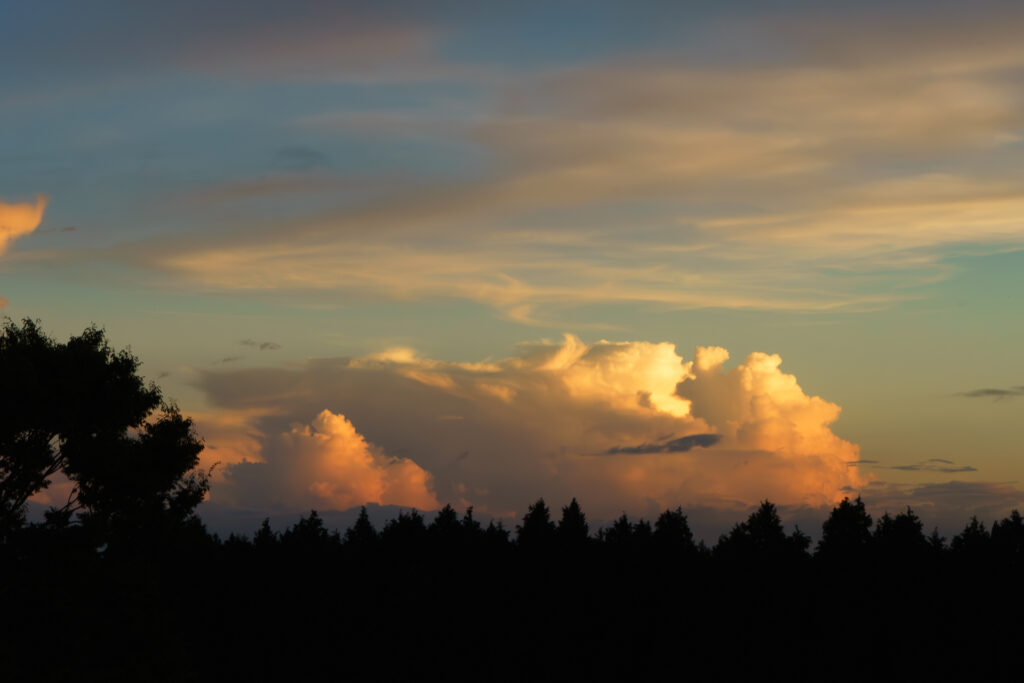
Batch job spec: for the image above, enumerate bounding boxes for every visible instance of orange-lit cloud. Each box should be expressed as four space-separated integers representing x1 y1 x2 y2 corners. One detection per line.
199 335 865 518
218 409 439 511
0 195 47 256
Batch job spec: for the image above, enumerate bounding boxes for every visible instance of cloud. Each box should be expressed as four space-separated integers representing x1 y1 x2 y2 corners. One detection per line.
2 2 443 87
272 146 330 171
240 339 282 351
137 18 1024 321
605 433 721 455
217 409 439 512
0 195 47 256
197 334 865 518
960 386 1024 399
889 461 978 474
851 457 980 474
860 480 1024 533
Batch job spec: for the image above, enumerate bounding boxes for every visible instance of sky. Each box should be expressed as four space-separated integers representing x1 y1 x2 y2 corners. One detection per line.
4 0 1024 538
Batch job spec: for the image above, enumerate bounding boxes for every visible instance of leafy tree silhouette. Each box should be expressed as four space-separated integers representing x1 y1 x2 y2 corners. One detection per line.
556 498 589 546
0 318 210 546
516 498 555 550
816 496 873 561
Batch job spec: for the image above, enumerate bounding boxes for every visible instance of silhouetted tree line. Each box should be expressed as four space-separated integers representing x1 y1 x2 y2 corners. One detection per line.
3 319 1022 680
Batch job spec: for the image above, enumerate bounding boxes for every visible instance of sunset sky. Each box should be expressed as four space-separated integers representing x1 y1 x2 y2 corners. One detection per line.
4 1 1023 536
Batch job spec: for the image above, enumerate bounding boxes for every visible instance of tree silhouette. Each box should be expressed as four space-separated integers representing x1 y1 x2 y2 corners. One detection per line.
992 510 1024 565
381 509 428 550
715 500 807 562
282 510 338 555
516 498 556 549
556 498 589 546
600 513 635 547
873 507 928 561
653 506 697 556
951 516 991 558
253 518 277 549
343 506 378 550
0 318 209 545
429 503 462 545
484 519 510 549
817 496 872 561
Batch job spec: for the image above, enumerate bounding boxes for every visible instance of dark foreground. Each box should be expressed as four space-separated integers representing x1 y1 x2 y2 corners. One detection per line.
2 501 1021 681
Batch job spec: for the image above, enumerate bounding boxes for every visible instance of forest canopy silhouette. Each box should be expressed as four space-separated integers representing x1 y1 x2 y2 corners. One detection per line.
2 318 1022 679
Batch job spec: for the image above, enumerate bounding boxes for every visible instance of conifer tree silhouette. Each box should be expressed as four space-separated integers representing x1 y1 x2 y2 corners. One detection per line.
556 498 589 545
253 517 277 551
951 516 991 558
516 498 555 549
817 496 872 561
653 506 697 556
992 510 1024 564
344 506 378 550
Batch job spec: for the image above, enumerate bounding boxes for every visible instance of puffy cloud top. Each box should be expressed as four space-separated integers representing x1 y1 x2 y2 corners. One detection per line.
200 335 866 519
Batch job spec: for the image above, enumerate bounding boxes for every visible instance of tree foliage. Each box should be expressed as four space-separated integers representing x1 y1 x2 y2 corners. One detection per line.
0 318 210 545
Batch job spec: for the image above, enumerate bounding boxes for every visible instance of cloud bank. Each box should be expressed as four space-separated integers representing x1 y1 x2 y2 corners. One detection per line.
197 335 866 519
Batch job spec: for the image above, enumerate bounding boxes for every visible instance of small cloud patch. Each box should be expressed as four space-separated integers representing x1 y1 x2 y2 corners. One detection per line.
241 339 281 351
605 433 722 455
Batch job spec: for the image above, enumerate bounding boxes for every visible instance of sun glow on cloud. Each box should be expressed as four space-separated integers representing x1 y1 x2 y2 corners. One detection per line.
0 195 47 256
202 335 866 518
218 409 439 511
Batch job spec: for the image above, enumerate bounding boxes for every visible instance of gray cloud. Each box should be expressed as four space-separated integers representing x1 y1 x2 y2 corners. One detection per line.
273 146 330 171
241 339 281 351
604 433 721 455
960 386 1024 399
862 457 979 474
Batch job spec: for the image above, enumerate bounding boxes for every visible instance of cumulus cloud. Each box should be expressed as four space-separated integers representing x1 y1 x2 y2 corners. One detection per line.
218 409 438 512
0 195 47 256
198 334 866 518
